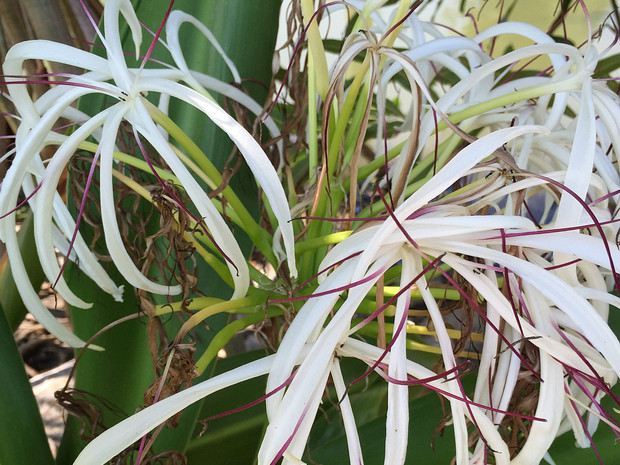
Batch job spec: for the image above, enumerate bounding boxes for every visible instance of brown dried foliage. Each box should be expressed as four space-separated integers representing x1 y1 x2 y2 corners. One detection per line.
54 387 125 442
499 340 541 458
142 343 199 428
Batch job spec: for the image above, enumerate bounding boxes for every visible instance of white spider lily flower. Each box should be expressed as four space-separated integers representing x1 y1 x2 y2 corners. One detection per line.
0 0 295 347
258 125 550 464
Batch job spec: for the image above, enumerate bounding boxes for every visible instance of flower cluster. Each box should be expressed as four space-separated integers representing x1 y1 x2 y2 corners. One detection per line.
0 0 296 348
1 1 619 464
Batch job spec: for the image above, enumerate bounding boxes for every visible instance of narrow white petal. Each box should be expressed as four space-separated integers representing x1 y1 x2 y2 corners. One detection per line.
331 360 364 465
34 108 114 307
2 41 111 122
103 0 140 90
1 224 90 348
384 249 412 465
74 353 303 465
99 104 182 295
414 253 469 465
555 77 596 227
0 87 95 241
510 285 565 465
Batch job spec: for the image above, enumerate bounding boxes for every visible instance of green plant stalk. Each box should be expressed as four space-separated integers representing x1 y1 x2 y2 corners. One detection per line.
299 186 346 282
156 296 224 314
196 307 285 374
307 51 319 184
180 295 267 341
300 0 329 99
345 141 404 192
437 80 579 131
295 230 353 255
358 318 484 343
366 285 461 301
0 302 55 465
342 79 372 168
303 56 368 266
327 64 368 179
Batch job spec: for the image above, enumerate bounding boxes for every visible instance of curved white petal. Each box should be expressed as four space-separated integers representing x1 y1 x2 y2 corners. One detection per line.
33 108 118 307
98 103 182 295
166 10 241 84
384 249 413 465
74 351 309 465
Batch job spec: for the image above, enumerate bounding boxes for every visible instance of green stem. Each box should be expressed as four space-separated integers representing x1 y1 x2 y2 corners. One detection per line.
295 230 353 255
307 52 318 184
196 307 283 374
437 81 576 131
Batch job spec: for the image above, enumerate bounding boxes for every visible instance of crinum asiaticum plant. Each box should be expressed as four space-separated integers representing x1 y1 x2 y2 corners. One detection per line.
1 0 619 464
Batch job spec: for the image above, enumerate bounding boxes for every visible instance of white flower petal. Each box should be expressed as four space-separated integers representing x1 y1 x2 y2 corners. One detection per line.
384 249 413 465
166 10 241 84
331 360 364 465
98 103 182 295
74 352 307 465
33 108 118 307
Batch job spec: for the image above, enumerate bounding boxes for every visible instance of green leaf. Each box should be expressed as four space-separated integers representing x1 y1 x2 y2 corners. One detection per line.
185 350 270 465
55 264 153 464
594 53 620 79
0 300 55 465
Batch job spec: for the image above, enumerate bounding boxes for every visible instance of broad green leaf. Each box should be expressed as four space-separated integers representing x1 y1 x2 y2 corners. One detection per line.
185 350 270 465
0 300 55 465
56 264 153 464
